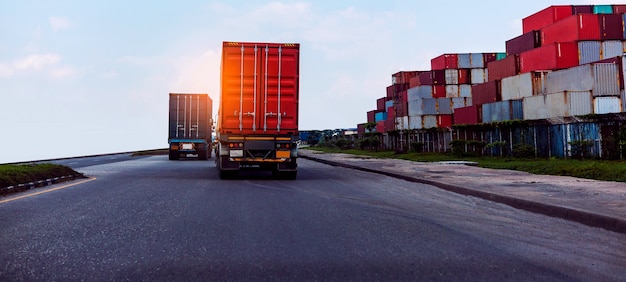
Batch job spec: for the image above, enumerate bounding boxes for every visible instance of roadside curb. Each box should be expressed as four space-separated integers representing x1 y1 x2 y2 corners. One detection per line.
0 175 84 196
301 154 626 234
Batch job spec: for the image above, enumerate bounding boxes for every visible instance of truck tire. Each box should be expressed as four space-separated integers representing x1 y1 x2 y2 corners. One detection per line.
169 149 179 160
219 169 237 179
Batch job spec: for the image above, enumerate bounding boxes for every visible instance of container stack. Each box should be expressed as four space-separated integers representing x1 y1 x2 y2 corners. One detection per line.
360 4 626 134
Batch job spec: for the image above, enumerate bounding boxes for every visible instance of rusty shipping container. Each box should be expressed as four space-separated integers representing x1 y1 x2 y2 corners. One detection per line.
487 55 519 81
519 42 579 73
392 71 420 85
523 5 572 34
506 31 541 56
545 63 621 96
431 54 458 70
472 80 501 106
445 85 459 98
386 83 410 99
501 71 549 101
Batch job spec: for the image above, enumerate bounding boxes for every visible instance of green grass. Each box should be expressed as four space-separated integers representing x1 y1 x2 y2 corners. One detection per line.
307 147 626 182
0 164 84 189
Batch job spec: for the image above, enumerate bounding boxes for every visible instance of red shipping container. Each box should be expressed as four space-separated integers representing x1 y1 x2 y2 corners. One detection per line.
483 53 498 65
599 14 623 40
376 97 388 111
471 81 501 106
394 102 408 116
541 14 601 45
437 115 453 128
395 90 408 103
431 54 458 70
357 123 366 134
487 55 519 81
458 69 471 84
386 83 409 99
387 106 395 120
613 5 626 14
392 71 420 85
418 71 433 85
409 76 421 88
506 30 541 56
432 85 446 98
571 5 592 14
367 110 376 123
376 121 385 133
519 42 579 73
454 105 481 125
431 70 446 85
523 5 572 34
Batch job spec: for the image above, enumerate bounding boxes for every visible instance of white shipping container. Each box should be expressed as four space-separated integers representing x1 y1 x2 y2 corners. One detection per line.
407 99 424 116
568 91 593 116
408 115 423 129
602 40 623 59
459 84 472 97
445 69 458 84
422 115 437 129
407 85 433 101
594 96 622 114
546 63 620 96
437 98 452 114
451 97 470 109
445 85 459 98
470 53 484 68
523 95 548 120
470 68 487 84
501 72 534 101
395 116 409 130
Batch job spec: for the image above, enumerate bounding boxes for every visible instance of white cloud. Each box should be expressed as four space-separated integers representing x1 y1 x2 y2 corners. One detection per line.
49 66 77 79
49 17 71 32
14 53 61 71
0 64 15 77
100 70 119 79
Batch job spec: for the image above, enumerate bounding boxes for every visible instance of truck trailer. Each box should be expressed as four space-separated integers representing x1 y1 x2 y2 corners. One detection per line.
216 41 300 179
168 93 213 160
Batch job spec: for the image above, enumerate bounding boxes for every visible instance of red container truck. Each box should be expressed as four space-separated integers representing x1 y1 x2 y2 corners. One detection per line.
216 41 300 179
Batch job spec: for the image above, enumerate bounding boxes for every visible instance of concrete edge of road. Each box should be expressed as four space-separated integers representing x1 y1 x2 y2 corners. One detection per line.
0 174 86 196
300 154 626 235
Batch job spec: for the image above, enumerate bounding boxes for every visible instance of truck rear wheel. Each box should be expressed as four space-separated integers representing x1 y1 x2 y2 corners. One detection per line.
198 150 208 160
219 169 237 179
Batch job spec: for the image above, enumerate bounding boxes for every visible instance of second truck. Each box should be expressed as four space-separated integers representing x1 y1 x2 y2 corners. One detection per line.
216 41 300 179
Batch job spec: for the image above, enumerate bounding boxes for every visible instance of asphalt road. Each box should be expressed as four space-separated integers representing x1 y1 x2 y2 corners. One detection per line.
1 155 625 281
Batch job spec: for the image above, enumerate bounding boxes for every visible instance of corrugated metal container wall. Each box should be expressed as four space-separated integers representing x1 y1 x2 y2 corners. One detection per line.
472 80 500 105
523 95 548 120
593 5 613 14
506 31 541 56
385 100 394 111
418 71 433 85
546 63 620 96
409 76 421 88
395 102 409 116
613 5 626 14
458 54 471 69
437 115 453 128
624 14 626 40
437 98 452 114
452 97 472 109
445 69 459 84
392 71 420 85
578 41 601 65
572 5 592 14
377 97 387 111
423 115 437 129
544 91 594 117
599 14 623 40
396 90 408 103
395 116 409 130
375 121 385 133
460 84 472 97
408 99 423 116
470 53 485 68
541 14 601 45
470 68 487 84
357 123 366 135
408 85 432 100
502 72 534 100
594 96 622 113
522 5 573 34
423 98 437 115
367 110 376 123
519 42 579 73
375 112 387 122
453 105 481 125
409 115 423 129
431 70 446 85
431 54 458 70
602 41 623 59
568 91 593 116
446 85 459 98
384 118 394 132
386 84 409 99
433 85 447 98
487 54 519 81
481 100 523 123
458 69 471 84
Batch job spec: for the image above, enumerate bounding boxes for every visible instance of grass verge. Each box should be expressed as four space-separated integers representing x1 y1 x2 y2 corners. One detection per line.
0 164 85 190
307 147 626 182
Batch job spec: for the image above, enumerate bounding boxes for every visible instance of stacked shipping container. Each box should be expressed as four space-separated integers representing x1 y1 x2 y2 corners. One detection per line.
360 4 626 135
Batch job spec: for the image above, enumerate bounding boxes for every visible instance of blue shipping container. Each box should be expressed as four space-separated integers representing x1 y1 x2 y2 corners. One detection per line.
593 5 613 14
375 112 387 122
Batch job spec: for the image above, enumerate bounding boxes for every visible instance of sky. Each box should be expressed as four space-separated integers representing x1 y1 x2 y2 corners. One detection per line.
1 0 624 163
